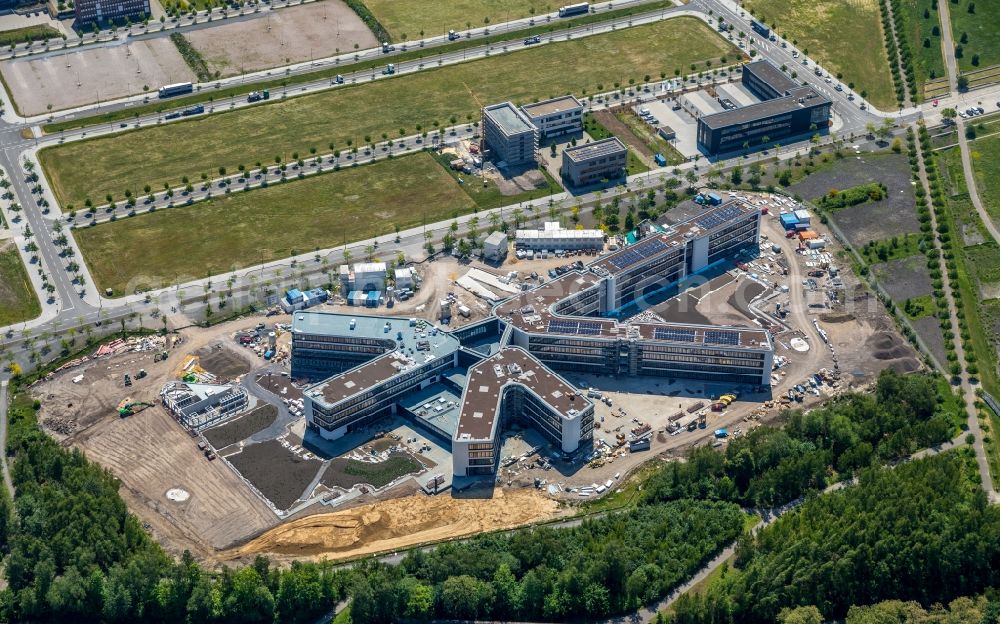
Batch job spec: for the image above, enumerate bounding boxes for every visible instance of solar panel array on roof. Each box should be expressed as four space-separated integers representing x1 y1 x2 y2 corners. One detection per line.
695 205 745 231
548 319 605 336
653 327 697 342
608 237 669 270
704 330 740 346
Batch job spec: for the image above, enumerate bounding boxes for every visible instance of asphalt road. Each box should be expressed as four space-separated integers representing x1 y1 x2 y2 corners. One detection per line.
0 0 956 381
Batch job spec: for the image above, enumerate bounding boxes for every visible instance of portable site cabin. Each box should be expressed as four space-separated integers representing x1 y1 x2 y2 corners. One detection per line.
779 213 799 229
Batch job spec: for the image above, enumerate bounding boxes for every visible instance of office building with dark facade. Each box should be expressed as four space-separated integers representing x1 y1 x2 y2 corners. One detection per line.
697 60 832 155
75 0 150 25
293 200 772 478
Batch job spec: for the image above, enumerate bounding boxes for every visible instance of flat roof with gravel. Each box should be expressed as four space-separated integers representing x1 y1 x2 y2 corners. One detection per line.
521 95 583 119
484 102 535 135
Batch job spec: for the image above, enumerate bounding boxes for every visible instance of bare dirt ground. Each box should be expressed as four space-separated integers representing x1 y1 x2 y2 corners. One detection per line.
76 405 278 555
317 256 494 326
185 1 377 78
0 37 194 115
787 153 920 247
592 109 653 157
221 486 561 563
30 316 291 559
911 315 948 367
195 340 254 380
872 255 934 302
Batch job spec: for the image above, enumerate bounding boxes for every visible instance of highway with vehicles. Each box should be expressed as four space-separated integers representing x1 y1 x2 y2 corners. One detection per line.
5 0 675 126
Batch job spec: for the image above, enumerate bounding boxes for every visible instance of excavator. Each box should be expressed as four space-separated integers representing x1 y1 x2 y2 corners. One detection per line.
117 399 154 418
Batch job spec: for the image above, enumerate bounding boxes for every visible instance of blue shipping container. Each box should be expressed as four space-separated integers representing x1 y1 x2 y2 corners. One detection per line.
707 192 722 205
779 213 799 229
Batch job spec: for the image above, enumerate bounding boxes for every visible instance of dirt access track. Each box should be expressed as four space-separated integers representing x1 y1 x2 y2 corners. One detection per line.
186 0 378 78
222 487 562 564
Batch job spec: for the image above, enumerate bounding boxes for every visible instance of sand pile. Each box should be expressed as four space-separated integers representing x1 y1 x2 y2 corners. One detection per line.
223 488 560 561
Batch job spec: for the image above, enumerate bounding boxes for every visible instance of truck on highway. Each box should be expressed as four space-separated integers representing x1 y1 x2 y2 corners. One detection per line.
558 2 589 17
382 41 396 53
751 20 770 38
523 35 541 45
181 104 204 117
382 64 396 75
158 82 193 99
448 29 460 40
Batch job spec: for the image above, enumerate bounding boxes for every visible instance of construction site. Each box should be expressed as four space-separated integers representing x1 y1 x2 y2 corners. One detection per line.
25 190 920 563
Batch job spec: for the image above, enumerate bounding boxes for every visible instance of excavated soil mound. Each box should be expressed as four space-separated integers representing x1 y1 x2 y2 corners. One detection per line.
888 358 922 373
223 488 559 561
865 331 921 373
867 331 911 360
820 313 856 324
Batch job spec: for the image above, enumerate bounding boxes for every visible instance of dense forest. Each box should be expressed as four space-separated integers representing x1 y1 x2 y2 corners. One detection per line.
669 451 1000 623
0 364 979 623
642 370 958 508
350 500 743 622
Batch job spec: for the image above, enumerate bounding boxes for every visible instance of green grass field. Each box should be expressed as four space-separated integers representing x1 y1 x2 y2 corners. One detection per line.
0 24 61 48
363 0 551 40
40 16 735 208
970 134 1000 220
743 0 896 109
861 232 924 264
0 242 40 327
934 149 1000 397
430 153 561 208
42 0 678 134
72 153 476 293
964 242 1000 285
898 0 946 93
948 0 1000 71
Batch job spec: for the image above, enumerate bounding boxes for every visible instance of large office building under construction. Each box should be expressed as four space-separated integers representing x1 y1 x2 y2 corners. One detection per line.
293 199 772 477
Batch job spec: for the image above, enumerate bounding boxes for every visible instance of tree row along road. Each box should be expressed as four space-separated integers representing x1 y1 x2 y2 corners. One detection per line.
0 0 923 372
30 14 727 211
912 124 995 498
936 0 1000 246
933 0 998 498
16 0 674 127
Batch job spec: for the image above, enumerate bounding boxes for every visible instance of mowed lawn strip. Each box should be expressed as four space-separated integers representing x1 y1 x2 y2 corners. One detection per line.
40 17 735 207
898 0 946 93
947 0 1000 71
744 0 896 110
0 24 61 47
970 134 1000 221
72 153 476 294
363 0 551 40
0 242 40 326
